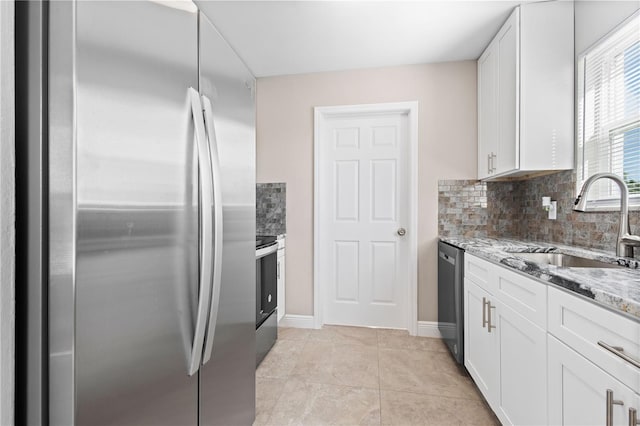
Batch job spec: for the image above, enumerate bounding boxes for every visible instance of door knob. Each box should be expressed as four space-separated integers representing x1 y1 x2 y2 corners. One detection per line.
397 228 406 236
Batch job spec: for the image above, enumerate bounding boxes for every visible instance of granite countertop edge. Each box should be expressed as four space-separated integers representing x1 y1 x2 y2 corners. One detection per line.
439 236 640 320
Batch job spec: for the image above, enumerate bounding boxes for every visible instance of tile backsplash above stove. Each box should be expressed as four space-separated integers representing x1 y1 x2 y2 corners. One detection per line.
438 180 487 238
257 183 286 236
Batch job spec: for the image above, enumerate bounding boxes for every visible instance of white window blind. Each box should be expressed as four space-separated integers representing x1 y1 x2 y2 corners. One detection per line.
577 12 640 207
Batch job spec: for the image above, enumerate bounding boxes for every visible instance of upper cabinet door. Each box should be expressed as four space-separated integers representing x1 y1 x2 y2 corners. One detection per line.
495 9 519 175
477 40 499 180
476 2 573 180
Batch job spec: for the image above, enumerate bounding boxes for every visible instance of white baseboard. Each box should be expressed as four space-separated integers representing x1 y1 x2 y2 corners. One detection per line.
279 316 442 336
278 314 316 329
417 321 442 338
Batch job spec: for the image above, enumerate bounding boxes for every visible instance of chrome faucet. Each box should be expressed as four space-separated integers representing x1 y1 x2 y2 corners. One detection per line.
573 172 640 258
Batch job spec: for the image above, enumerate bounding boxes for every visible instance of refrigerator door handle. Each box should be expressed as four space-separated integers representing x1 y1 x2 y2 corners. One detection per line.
201 95 224 365
187 87 215 376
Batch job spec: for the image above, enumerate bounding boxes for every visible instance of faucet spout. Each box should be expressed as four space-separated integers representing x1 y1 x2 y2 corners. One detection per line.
573 173 636 258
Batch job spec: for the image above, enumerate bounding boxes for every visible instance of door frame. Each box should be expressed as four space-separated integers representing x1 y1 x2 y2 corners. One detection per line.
313 102 419 335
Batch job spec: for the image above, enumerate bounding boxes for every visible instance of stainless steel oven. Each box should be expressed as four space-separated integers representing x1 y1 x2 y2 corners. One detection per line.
256 236 278 365
256 239 278 326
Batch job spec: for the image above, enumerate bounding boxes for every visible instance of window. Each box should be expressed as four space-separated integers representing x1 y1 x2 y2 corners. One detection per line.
577 12 640 208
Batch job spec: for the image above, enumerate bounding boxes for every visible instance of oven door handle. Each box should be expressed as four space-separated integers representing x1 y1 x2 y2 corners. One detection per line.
201 95 224 366
256 244 278 259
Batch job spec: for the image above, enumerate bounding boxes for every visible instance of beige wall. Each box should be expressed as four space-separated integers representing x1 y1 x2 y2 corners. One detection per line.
256 61 477 322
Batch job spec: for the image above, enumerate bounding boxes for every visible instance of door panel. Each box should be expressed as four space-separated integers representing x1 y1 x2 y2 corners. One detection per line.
335 241 359 302
371 242 396 303
197 12 256 426
477 41 498 179
320 113 409 328
335 161 359 220
371 160 396 221
464 279 498 405
496 10 519 174
74 2 199 424
495 299 546 425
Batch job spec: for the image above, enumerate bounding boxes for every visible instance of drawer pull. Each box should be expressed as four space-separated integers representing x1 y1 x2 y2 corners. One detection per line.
598 341 640 369
482 297 488 328
487 301 496 332
630 408 639 426
607 389 624 426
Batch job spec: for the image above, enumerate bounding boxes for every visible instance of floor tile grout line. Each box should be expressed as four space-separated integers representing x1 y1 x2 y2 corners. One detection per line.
377 385 486 402
286 377 382 391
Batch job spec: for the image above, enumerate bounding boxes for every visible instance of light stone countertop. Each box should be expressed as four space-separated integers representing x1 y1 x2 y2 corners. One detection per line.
439 236 640 320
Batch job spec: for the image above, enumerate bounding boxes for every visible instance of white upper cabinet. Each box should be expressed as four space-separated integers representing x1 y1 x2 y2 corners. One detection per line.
477 1 574 180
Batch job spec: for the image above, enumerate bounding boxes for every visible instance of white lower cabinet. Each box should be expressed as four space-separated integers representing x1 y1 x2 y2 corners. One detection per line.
464 279 498 404
464 253 640 425
548 334 639 426
464 266 547 425
494 298 547 425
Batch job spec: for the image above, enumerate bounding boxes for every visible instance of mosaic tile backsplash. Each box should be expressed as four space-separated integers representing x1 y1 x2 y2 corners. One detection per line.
257 183 286 236
438 180 488 238
439 170 640 260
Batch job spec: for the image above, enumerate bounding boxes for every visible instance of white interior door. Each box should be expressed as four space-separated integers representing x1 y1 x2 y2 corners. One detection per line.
317 108 411 329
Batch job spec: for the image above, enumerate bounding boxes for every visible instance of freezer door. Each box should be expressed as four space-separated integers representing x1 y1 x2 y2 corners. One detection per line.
64 2 200 424
197 12 257 426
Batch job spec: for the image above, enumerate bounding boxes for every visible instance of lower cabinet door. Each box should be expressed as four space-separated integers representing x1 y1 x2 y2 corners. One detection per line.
494 299 547 425
548 334 637 426
464 279 498 406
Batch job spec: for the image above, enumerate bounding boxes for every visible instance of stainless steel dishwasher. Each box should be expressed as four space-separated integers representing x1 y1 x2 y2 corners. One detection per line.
438 240 464 365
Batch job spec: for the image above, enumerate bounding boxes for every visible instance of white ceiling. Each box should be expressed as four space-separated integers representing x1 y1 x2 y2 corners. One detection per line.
196 1 527 77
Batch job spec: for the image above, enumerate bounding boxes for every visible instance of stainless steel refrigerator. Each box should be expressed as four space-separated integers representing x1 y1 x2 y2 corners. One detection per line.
15 1 256 424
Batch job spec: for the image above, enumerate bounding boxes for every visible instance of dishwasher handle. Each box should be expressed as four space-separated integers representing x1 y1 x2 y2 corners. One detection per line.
439 251 456 266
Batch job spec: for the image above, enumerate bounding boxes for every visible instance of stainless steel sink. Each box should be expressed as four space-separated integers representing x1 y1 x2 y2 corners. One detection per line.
511 252 623 269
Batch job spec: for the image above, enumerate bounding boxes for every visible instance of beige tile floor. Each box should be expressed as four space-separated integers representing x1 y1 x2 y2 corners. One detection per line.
255 326 500 426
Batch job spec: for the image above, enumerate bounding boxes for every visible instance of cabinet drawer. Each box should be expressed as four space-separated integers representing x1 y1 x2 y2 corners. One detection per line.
548 286 640 393
494 265 546 329
465 254 494 293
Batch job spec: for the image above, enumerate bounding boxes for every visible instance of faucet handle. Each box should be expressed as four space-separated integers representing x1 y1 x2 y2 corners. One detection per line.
621 234 640 247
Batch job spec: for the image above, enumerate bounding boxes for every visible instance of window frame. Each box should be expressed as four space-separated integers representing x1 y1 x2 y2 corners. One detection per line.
576 10 640 211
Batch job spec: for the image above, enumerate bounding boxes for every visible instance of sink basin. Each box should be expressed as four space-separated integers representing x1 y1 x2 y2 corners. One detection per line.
512 252 623 269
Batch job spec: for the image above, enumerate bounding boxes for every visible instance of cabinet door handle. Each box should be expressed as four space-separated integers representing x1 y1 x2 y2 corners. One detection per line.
630 408 639 426
487 301 496 332
487 154 492 175
490 152 497 173
598 341 640 369
607 389 625 426
277 262 280 279
482 297 488 328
